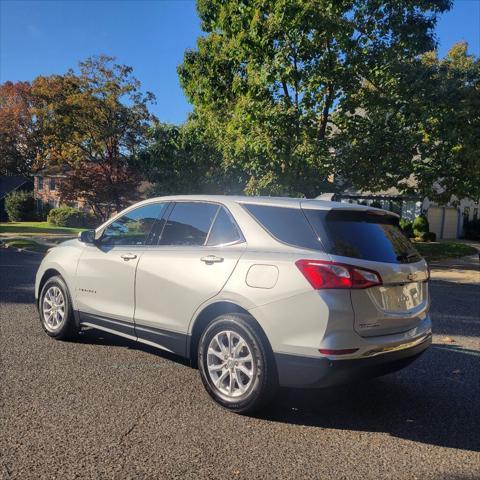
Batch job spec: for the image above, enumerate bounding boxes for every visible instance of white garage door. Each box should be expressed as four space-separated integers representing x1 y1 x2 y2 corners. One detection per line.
428 207 443 238
427 207 458 239
443 208 458 239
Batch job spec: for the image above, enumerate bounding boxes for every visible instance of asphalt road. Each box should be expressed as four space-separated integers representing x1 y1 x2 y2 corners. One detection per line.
1 249 479 480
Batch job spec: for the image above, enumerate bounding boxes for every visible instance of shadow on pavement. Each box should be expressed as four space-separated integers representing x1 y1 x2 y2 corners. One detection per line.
261 344 480 452
75 328 479 452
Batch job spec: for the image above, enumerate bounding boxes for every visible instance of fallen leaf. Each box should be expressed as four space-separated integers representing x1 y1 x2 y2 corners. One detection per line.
442 337 455 343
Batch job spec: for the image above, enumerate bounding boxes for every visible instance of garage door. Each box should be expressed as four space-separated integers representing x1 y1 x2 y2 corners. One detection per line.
427 207 458 239
428 207 443 238
443 208 458 239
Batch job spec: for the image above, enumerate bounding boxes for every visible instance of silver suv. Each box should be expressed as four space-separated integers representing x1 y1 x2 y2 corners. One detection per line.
35 195 431 413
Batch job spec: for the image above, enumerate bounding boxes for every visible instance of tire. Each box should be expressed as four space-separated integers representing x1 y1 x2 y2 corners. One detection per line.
38 275 77 340
198 313 278 414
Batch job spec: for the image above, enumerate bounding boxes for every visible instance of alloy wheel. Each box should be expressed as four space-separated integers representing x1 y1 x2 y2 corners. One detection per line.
206 330 255 398
42 286 66 332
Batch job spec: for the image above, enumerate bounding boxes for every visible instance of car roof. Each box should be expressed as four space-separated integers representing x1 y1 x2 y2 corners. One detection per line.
145 194 397 215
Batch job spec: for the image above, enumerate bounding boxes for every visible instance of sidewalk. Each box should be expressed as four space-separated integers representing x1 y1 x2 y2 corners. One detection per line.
429 241 480 284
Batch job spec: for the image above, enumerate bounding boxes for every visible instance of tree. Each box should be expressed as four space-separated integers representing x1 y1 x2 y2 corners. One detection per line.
31 56 155 215
59 163 139 221
0 81 41 176
179 0 451 196
332 42 480 203
134 119 246 196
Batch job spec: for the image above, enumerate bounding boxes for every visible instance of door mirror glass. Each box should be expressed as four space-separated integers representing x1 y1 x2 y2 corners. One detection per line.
78 230 96 244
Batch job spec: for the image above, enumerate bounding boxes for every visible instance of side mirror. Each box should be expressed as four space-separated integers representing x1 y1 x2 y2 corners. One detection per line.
78 230 96 244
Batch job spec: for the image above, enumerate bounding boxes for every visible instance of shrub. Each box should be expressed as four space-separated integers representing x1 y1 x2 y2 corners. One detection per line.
413 214 429 237
4 190 36 221
47 205 96 228
464 218 480 240
416 231 436 242
399 219 414 238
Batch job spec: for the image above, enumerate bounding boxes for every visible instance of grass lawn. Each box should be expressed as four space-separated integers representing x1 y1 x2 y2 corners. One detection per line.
1 238 50 254
414 241 477 261
0 221 85 235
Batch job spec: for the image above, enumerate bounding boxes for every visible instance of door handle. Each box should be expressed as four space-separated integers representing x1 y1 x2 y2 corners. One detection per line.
200 255 224 264
121 253 137 261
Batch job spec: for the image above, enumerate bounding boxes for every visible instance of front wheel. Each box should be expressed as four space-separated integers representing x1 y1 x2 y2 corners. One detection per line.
198 314 278 414
39 275 77 340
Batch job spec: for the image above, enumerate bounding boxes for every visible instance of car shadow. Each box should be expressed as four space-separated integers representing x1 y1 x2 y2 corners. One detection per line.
75 328 479 452
73 328 191 367
260 344 480 452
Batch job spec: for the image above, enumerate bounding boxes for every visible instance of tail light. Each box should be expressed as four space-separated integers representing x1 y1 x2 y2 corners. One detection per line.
295 259 382 289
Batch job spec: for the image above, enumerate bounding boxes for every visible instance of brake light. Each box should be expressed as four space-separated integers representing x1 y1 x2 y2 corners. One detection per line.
295 259 382 289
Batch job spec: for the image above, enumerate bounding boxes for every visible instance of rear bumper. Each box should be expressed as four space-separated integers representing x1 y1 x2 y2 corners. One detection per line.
274 332 432 388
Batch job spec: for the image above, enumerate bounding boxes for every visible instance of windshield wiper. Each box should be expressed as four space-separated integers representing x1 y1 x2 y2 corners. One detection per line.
396 252 419 263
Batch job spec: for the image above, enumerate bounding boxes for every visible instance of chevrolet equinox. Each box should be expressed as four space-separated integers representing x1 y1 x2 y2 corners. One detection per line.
35 196 431 413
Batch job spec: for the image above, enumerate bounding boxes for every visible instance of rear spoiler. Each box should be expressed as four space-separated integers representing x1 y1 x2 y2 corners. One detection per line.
300 200 400 219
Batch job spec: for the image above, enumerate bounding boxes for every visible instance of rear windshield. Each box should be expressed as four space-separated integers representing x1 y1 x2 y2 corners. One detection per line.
304 209 421 264
243 204 421 264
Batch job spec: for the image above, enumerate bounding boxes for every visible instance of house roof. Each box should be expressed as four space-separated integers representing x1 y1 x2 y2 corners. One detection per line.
0 175 33 199
33 165 71 177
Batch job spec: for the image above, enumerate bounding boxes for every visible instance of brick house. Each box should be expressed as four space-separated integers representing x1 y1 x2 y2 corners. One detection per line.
33 168 88 214
33 167 153 217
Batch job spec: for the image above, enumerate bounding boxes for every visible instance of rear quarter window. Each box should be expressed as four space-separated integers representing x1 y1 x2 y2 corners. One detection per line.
242 204 322 250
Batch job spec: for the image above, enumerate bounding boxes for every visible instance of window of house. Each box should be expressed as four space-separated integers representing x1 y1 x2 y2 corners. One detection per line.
159 202 219 246
101 203 167 246
463 207 470 221
37 176 43 191
49 178 56 190
474 208 478 220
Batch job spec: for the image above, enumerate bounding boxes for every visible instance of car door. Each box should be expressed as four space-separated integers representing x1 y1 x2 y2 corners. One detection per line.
75 202 168 336
134 202 246 355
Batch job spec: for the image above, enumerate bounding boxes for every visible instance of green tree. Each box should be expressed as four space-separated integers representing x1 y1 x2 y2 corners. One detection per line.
135 120 246 196
333 42 480 203
179 0 451 196
31 56 155 214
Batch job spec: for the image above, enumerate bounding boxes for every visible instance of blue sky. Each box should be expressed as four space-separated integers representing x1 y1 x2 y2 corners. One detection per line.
1 0 479 124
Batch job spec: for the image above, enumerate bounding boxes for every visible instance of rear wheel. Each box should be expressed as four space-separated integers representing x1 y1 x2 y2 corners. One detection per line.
198 313 277 414
39 275 77 340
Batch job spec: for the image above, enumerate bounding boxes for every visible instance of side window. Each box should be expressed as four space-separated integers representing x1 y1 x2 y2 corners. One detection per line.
101 203 166 246
242 204 321 250
206 207 243 246
159 202 218 246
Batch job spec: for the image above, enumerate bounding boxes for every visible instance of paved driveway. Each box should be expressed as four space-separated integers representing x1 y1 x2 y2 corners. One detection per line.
1 249 479 480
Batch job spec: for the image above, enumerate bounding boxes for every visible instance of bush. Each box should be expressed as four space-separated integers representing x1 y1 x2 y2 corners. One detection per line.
4 190 36 221
47 206 96 228
464 218 480 240
416 231 436 242
413 214 429 237
399 219 414 238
